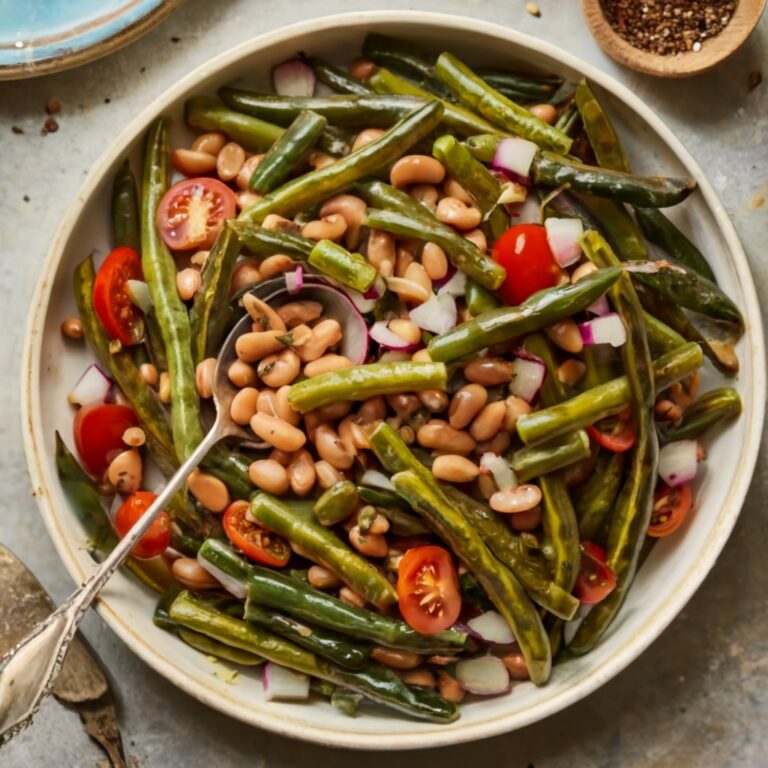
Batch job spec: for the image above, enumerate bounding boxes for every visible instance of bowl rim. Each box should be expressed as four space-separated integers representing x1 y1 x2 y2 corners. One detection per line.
20 10 766 750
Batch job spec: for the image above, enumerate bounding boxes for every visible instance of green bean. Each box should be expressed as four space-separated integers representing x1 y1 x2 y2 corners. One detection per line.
363 207 505 290
477 69 562 100
331 688 362 717
313 481 359 526
367 67 502 138
249 492 397 609
356 485 411 511
643 310 686 355
574 450 626 542
658 387 742 445
516 342 704 445
432 135 509 238
198 539 467 652
391 470 551 685
509 431 591 482
189 222 241 364
304 56 373 95
244 602 369 669
308 239 377 292
229 221 314 258
579 192 650 261
178 627 264 665
288 361 447 413
574 80 629 173
634 207 717 283
569 231 658 654
237 100 444 223
170 592 458 723
435 52 572 154
463 133 505 163
248 110 327 193
380 507 430 537
465 279 501 315
427 267 622 362
554 104 580 137
186 96 284 151
111 159 140 250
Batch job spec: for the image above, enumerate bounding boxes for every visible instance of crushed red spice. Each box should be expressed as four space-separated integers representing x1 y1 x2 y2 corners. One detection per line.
600 0 737 55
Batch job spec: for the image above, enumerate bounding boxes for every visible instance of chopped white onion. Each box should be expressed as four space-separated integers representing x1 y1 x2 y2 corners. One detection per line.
359 469 395 492
196 553 248 599
284 265 303 295
497 181 527 205
68 363 113 406
409 293 457 335
579 313 627 347
370 320 419 351
437 269 467 297
480 453 517 491
492 137 538 179
658 440 698 487
510 356 546 403
126 279 153 314
263 662 310 701
272 59 315 97
455 655 510 696
545 218 583 268
466 611 516 645
508 194 543 225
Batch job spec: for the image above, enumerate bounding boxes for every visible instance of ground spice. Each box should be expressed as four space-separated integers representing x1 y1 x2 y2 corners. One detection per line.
600 0 737 55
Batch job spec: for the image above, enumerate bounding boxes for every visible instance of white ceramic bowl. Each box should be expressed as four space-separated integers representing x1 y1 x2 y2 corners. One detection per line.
21 11 765 750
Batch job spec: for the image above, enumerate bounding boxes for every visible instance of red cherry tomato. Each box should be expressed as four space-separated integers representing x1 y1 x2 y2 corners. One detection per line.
157 177 237 251
73 402 139 477
397 545 462 634
222 500 291 567
574 541 617 605
491 224 561 306
648 483 693 538
586 408 637 453
115 491 171 559
92 246 144 345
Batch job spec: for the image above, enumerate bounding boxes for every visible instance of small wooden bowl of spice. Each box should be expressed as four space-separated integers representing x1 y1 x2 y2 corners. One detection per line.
582 0 766 77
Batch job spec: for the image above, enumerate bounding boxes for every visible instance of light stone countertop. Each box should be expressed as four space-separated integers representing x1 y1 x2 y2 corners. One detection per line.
1 2 766 766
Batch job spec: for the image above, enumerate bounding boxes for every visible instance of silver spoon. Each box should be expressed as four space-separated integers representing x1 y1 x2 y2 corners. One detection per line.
0 276 363 743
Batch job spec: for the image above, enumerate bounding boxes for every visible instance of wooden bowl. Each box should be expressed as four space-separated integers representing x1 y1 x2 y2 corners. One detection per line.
582 0 766 77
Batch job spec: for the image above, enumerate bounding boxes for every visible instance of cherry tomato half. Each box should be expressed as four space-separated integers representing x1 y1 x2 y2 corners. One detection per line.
115 491 171 560
574 541 617 605
587 408 637 453
648 483 693 538
491 224 561 306
222 500 291 567
93 246 145 346
73 402 139 477
397 545 462 634
157 177 237 251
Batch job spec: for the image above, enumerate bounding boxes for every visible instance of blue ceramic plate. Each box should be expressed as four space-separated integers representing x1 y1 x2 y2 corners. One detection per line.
0 0 184 80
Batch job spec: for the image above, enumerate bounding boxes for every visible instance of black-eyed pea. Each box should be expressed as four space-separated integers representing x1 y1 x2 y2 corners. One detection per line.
443 177 473 204
319 194 367 249
545 319 583 354
470 400 507 442
177 268 201 301
139 363 158 387
351 127 385 151
503 652 531 680
367 229 396 275
269 448 292 466
301 213 347 241
303 411 325 443
476 430 511 456
421 242 448 281
368 513 390 535
417 420 476 454
61 317 84 339
230 259 262 295
190 250 209 268
275 385 301 427
358 395 387 422
557 359 587 386
370 647 421 670
309 151 336 170
107 450 142 495
243 294 286 332
236 154 264 190
339 586 366 608
312 401 352 422
409 183 439 211
337 417 360 458
529 103 557 124
464 228 487 252
287 449 316 497
248 459 290 495
262 214 301 234
438 671 466 703
277 300 323 328
216 141 246 181
259 254 294 279
432 454 480 483
230 387 260 425
388 318 421 346
509 506 542 532
404 261 432 296
418 388 449 413
436 197 482 230
401 669 436 688
235 330 285 363
349 525 388 557
314 424 355 470
171 148 217 176
386 393 421 421
257 388 278 418
464 357 513 386
386 276 430 304
390 155 445 188
307 565 341 589
228 360 258 388
172 557 221 590
449 383 488 429
188 469 230 513
395 246 414 277
315 460 344 490
571 261 597 283
258 348 301 388
477 473 497 500
303 354 354 378
158 372 171 403
122 427 146 448
195 357 217 399
490 484 543 514
349 58 377 79
504 395 533 431
295 319 342 362
191 130 227 155
250 412 306 452
410 348 432 363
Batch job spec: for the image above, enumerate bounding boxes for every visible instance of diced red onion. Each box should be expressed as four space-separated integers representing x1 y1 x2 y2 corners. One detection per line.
360 469 395 492
272 59 315 97
437 269 467 297
370 320 419 351
409 293 457 335
658 440 698 487
431 265 457 289
340 285 377 314
455 655 510 696
363 275 386 300
126 279 153 314
544 218 583 268
510 352 546 403
466 611 516 645
68 363 113 406
263 662 310 701
480 453 517 491
508 194 542 224
587 294 611 317
196 553 248 599
284 265 303 295
492 137 538 179
579 313 627 347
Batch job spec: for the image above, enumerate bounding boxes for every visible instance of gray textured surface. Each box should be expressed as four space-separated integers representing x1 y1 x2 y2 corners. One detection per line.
1 1 766 766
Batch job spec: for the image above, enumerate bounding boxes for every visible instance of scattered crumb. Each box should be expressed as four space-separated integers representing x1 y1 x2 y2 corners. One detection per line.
526 2 541 16
213 665 239 684
104 97 111 104
46 97 60 114
41 116 59 135
23 195 29 202
749 70 762 90
11 125 23 135
750 194 765 209
140 66 146 73
207 655 219 664
171 36 181 43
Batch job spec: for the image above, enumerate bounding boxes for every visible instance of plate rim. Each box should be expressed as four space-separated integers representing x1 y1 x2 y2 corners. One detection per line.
20 10 766 750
